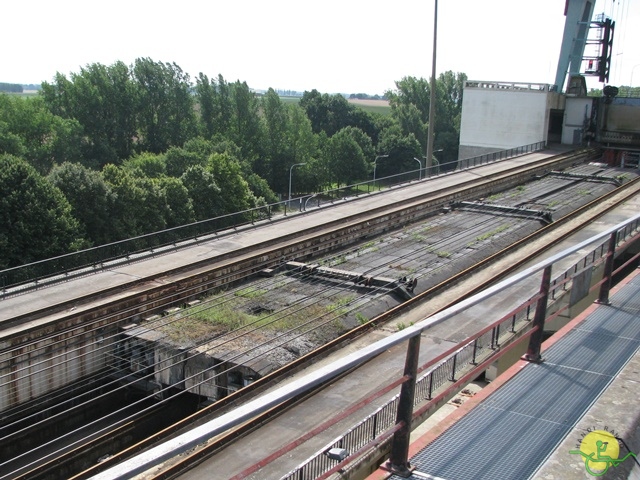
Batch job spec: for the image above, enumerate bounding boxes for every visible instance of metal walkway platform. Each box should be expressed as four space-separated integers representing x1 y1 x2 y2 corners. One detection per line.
387 270 640 480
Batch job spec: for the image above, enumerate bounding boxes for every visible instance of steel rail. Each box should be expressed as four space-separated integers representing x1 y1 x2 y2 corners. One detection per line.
72 174 640 480
2 148 596 326
87 204 640 480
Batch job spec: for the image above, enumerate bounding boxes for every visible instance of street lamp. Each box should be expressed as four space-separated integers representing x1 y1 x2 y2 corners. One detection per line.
288 162 307 208
373 154 389 182
425 0 438 176
413 157 422 180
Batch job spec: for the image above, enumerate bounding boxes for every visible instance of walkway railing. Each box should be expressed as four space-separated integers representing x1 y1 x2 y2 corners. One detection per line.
90 211 640 480
1 141 545 297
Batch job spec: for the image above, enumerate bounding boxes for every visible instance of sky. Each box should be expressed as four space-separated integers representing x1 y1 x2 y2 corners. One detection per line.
3 0 639 95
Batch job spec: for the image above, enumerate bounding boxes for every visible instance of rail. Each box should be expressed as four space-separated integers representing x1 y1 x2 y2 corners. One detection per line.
89 210 640 480
1 142 545 296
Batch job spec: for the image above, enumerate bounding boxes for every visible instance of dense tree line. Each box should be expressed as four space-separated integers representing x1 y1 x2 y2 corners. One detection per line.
0 57 466 269
0 83 23 93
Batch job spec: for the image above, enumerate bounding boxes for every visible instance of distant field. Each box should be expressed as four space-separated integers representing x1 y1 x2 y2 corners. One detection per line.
279 96 391 116
3 90 39 97
348 98 391 115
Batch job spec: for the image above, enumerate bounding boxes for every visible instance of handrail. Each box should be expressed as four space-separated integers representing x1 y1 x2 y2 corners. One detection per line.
1 141 546 296
89 211 639 480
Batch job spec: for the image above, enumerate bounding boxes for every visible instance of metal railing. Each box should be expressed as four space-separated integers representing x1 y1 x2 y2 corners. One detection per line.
281 213 640 480
1 142 546 297
89 211 640 480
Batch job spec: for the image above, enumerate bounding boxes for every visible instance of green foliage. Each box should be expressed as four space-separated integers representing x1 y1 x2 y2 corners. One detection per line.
156 176 196 228
299 89 371 137
208 151 255 214
375 125 422 178
386 71 466 167
245 172 279 205
0 155 86 268
102 164 167 239
123 152 167 178
41 62 138 167
165 145 207 177
1 56 472 266
180 165 223 221
235 287 267 298
475 224 509 242
325 128 369 187
0 94 83 174
48 162 115 246
133 58 197 153
229 81 263 162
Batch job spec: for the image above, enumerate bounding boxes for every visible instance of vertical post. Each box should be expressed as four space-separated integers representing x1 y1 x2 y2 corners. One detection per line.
425 0 438 177
450 353 457 381
385 334 420 477
596 231 617 305
523 265 552 363
471 338 478 365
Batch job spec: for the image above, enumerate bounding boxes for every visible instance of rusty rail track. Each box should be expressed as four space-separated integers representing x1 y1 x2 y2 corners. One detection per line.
63 164 640 480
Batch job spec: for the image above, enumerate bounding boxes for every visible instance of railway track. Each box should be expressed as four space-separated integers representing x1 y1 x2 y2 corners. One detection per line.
2 148 639 479
10 158 629 479
108 167 640 480
2 147 596 327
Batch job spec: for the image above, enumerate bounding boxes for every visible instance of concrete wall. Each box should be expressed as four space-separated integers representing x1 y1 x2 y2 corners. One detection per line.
459 81 555 159
562 96 593 145
0 327 108 412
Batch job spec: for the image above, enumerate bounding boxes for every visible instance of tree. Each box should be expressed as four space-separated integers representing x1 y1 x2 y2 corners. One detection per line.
133 58 197 153
229 81 263 162
386 72 466 165
299 90 358 137
165 145 207 178
194 74 234 140
375 126 422 179
0 155 85 268
0 94 83 174
123 152 167 178
180 165 224 222
195 73 218 139
102 164 167 240
207 152 256 214
324 128 368 187
260 88 289 184
245 172 279 205
156 176 196 229
48 162 115 246
386 77 430 149
41 62 137 167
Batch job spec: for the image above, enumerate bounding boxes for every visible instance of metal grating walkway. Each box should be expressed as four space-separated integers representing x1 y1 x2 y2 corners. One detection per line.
393 274 640 480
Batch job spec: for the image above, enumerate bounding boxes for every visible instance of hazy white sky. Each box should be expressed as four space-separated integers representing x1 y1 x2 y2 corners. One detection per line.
3 0 639 95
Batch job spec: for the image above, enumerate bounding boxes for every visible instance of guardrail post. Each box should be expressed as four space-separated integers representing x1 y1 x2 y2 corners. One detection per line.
471 338 478 365
523 265 552 363
384 334 420 477
596 231 617 305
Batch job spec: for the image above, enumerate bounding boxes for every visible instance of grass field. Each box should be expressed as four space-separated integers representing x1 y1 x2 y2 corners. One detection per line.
280 96 391 116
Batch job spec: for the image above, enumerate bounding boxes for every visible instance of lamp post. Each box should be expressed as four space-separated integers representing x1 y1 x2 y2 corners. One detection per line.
425 0 438 177
413 157 422 180
373 154 389 182
288 162 306 209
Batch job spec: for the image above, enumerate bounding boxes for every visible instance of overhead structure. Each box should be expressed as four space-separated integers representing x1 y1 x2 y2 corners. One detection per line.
554 0 596 92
